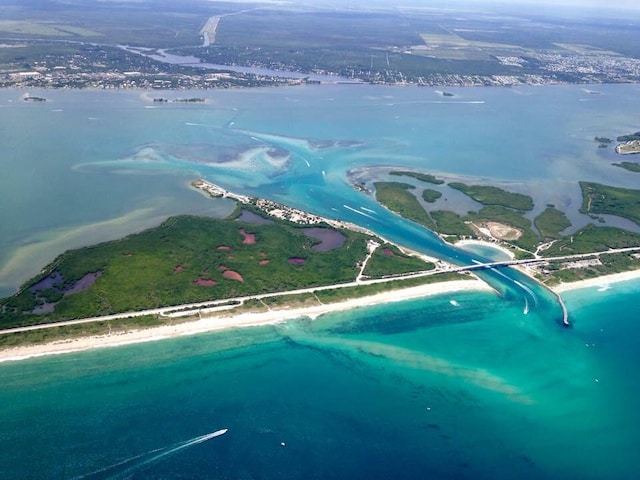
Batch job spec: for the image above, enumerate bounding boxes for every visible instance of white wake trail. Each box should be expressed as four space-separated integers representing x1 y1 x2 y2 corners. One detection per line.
75 429 228 479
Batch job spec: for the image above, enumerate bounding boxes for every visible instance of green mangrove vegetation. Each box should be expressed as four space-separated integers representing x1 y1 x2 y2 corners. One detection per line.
430 211 474 236
422 189 443 203
541 225 640 256
594 136 612 145
617 131 640 142
374 177 539 249
389 171 445 185
371 169 640 285
373 182 435 229
534 207 572 239
580 182 640 226
614 162 640 172
1 207 453 330
1 216 373 327
363 244 434 279
448 182 534 211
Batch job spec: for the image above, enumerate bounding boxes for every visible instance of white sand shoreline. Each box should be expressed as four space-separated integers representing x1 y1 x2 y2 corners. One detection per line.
0 279 492 363
551 269 640 293
4 268 640 363
454 239 516 260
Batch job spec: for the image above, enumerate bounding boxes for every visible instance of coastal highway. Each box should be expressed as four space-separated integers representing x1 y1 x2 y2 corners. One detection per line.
2 246 640 335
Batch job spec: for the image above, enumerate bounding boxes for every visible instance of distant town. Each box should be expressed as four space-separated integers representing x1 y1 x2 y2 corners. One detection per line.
0 42 308 89
3 38 640 89
3 0 640 92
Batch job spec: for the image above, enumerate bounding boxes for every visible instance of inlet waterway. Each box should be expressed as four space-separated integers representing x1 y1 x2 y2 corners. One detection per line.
120 46 356 83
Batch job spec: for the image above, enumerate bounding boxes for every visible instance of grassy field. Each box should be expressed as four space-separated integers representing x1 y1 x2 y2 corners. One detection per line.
418 33 526 61
373 182 435 229
448 183 534 211
0 1 215 47
0 21 101 37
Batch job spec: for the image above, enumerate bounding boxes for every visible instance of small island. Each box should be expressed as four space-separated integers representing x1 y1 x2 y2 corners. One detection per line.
594 136 612 148
613 131 640 155
615 140 640 155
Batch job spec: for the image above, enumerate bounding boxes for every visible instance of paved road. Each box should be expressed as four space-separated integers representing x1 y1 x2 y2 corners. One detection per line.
0 267 442 335
3 246 640 335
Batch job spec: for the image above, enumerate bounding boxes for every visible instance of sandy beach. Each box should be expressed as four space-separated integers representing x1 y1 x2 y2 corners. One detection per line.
551 269 640 293
4 268 640 363
455 239 516 259
0 279 492 363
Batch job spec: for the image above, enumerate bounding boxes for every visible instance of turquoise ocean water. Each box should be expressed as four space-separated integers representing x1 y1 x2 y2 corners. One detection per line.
1 85 640 478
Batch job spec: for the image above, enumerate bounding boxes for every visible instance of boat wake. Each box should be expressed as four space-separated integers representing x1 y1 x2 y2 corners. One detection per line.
513 280 539 309
74 429 228 479
343 204 376 220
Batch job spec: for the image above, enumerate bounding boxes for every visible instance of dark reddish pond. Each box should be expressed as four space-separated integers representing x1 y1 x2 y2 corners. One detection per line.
223 270 244 282
239 228 256 244
236 210 274 225
288 257 307 265
302 228 346 251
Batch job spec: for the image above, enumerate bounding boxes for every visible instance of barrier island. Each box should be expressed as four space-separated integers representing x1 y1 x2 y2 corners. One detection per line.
0 180 477 351
4 174 640 354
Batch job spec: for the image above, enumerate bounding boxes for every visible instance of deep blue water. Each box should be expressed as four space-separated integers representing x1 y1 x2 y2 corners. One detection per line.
1 84 640 478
